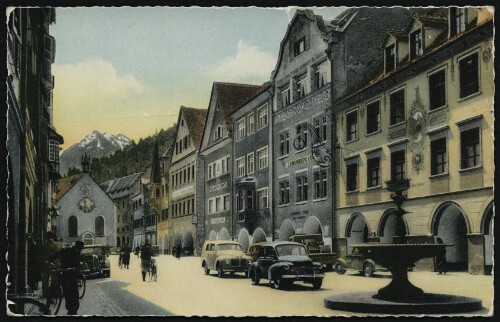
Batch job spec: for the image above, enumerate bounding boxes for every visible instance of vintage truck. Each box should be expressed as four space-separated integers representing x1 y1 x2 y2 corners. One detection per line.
288 234 337 271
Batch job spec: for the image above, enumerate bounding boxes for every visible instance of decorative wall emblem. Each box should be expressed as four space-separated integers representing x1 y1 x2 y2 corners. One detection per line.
482 46 492 64
407 87 428 174
80 184 92 196
78 197 95 213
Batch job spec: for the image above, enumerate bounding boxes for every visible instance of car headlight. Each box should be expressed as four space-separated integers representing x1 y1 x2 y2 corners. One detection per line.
284 265 290 270
225 259 230 265
247 259 252 265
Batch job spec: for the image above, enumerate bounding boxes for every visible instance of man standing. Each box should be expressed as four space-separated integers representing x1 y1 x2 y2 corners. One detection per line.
140 240 152 281
38 231 61 297
49 241 84 315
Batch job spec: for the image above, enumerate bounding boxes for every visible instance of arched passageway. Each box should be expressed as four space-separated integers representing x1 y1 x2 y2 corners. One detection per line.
303 216 323 235
346 213 368 255
209 230 217 241
432 203 469 271
238 229 250 252
183 231 194 255
218 228 230 240
482 203 494 275
279 219 296 241
379 209 407 243
252 228 267 243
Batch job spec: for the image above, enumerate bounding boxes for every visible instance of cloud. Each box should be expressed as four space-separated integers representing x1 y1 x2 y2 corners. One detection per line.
204 40 276 83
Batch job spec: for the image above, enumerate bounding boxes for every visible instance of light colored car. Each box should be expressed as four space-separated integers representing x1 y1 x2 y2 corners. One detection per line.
334 246 388 277
201 240 252 278
80 244 111 278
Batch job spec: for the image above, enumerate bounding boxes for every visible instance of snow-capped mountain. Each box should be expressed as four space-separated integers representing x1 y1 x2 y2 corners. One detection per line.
59 130 131 175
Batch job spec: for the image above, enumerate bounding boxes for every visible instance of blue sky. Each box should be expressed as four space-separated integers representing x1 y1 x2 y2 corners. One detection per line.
51 7 345 148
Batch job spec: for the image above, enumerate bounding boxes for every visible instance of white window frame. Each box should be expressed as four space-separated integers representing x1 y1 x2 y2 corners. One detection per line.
281 87 290 108
248 113 256 134
236 118 246 141
258 104 269 128
345 108 358 143
257 146 269 170
257 187 269 209
247 152 255 174
236 157 246 177
296 73 307 99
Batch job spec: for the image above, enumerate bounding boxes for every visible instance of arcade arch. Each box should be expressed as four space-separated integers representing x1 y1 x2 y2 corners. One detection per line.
378 208 408 243
238 229 250 252
303 216 323 235
279 219 296 241
218 228 230 240
345 213 368 254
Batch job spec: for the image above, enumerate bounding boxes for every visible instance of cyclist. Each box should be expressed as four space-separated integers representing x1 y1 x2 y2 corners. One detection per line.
48 241 84 315
38 231 61 298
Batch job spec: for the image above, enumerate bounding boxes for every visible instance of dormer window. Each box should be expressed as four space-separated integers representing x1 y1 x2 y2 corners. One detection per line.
214 125 224 141
294 37 305 56
450 8 467 36
410 29 423 59
385 44 396 73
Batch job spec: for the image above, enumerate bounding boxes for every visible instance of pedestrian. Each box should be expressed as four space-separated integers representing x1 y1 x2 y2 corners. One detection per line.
135 245 140 258
38 231 61 297
175 245 182 260
48 240 84 315
435 237 448 275
122 245 131 269
140 240 152 281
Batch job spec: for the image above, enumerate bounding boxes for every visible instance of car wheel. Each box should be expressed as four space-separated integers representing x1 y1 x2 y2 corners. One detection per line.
250 269 260 285
312 279 323 289
273 275 287 290
217 264 224 278
204 266 210 275
335 261 346 275
363 262 374 277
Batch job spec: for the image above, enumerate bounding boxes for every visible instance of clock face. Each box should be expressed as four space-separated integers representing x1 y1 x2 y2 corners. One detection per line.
80 184 92 196
78 197 95 213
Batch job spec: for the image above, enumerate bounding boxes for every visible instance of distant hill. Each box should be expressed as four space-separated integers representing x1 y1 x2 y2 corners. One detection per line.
81 126 177 183
59 130 132 175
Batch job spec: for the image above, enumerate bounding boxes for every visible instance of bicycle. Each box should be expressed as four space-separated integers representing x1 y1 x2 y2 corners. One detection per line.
7 285 50 315
45 263 86 315
149 259 157 281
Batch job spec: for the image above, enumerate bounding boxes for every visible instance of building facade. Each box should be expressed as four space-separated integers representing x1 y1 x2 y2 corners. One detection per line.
230 82 274 251
55 156 116 247
169 107 207 255
199 82 261 245
331 7 494 274
157 148 173 254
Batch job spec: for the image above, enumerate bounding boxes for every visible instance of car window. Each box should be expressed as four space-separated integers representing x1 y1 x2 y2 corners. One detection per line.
210 244 215 251
217 244 242 251
276 244 307 256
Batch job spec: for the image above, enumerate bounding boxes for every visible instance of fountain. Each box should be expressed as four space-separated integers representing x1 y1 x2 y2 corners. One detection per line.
324 179 483 314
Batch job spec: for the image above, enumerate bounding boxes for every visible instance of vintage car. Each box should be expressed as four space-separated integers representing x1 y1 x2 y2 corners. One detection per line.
248 241 324 290
80 244 111 278
334 246 388 277
201 240 252 278
150 245 160 257
246 242 266 262
289 234 337 271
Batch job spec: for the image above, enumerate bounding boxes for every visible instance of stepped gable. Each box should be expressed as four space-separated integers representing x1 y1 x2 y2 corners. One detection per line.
55 174 83 201
101 172 143 199
181 106 207 149
213 82 261 133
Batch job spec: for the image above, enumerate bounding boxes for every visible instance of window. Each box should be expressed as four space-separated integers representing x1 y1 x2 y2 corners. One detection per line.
460 128 480 169
223 195 230 211
236 157 245 177
222 156 229 174
214 125 224 141
459 52 479 98
208 164 214 179
431 138 447 175
429 69 446 110
451 8 466 35
296 124 308 149
390 89 405 125
237 189 244 212
322 116 328 143
296 172 308 202
391 150 406 181
216 196 222 212
314 61 329 89
296 73 307 99
68 216 78 237
258 187 269 209
247 152 255 174
236 118 246 140
246 190 254 211
248 113 255 134
281 87 290 108
410 29 423 59
95 216 104 236
385 44 396 73
346 163 358 192
367 157 380 188
346 110 358 142
279 178 290 205
257 146 268 169
314 168 328 199
208 199 214 214
366 101 380 134
258 105 269 128
280 131 290 156
49 140 59 162
294 37 305 56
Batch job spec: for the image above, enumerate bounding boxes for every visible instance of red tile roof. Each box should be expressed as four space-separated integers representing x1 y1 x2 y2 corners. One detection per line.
181 106 208 149
55 174 83 201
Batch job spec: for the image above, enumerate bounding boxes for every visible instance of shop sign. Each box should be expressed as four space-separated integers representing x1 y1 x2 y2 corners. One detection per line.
210 217 225 225
274 87 330 125
172 184 194 199
285 154 314 168
209 182 227 193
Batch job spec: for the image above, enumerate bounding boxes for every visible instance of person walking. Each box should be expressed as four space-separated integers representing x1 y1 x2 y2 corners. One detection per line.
135 245 140 258
435 237 448 275
175 245 182 260
140 240 152 281
122 245 131 269
38 231 61 297
48 241 84 315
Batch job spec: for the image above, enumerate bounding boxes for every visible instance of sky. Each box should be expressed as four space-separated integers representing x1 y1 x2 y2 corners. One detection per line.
51 7 345 149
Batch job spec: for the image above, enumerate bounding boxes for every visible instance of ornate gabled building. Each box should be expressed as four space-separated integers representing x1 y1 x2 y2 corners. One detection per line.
331 7 494 274
169 106 207 255
100 172 142 249
55 155 116 247
198 82 261 246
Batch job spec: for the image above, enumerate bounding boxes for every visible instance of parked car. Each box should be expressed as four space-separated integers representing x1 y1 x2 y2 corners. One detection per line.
150 245 160 257
80 244 111 278
289 234 337 271
334 246 388 277
201 240 252 278
246 242 266 262
248 241 324 290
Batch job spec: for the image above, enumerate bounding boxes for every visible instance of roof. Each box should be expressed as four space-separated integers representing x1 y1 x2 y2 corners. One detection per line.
55 174 83 201
100 172 142 199
161 147 173 159
181 106 207 149
229 81 272 117
213 82 262 131
262 241 304 248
